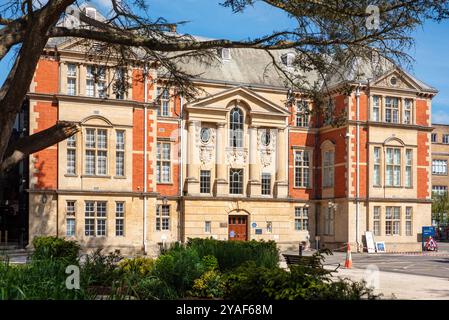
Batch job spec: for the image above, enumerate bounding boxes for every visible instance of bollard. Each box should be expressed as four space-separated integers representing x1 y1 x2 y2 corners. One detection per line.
299 243 303 256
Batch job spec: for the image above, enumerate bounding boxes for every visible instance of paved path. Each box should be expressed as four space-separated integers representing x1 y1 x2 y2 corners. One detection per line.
280 243 449 299
332 267 449 300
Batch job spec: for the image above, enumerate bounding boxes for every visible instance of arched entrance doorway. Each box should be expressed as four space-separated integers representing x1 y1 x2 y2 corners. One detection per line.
228 215 248 241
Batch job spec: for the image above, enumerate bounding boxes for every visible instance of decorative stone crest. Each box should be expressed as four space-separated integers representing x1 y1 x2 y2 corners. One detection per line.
225 148 248 166
200 145 214 164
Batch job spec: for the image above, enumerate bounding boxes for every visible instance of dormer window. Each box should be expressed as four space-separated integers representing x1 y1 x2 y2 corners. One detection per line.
220 48 231 61
281 53 295 68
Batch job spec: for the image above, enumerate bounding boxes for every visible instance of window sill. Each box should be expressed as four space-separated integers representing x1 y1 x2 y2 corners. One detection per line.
114 176 127 179
293 186 312 190
384 185 404 188
64 174 78 178
81 175 112 179
157 182 173 185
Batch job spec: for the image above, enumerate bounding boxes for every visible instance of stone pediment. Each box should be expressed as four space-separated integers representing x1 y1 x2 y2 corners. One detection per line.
371 68 432 93
188 86 289 116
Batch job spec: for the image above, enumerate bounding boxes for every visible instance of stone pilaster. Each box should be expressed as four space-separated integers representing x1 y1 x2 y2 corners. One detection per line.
215 122 228 196
248 125 261 196
275 127 288 198
186 120 199 195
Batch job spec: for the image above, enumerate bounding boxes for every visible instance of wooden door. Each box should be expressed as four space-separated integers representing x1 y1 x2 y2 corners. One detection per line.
228 216 248 241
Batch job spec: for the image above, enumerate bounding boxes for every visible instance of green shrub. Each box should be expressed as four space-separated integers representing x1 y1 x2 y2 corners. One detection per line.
82 249 123 287
0 259 93 300
152 247 205 297
223 257 377 300
32 236 80 263
187 270 225 299
133 276 179 300
185 238 279 271
118 257 154 277
201 255 219 271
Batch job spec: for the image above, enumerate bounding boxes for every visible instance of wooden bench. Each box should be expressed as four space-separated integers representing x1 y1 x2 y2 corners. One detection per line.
282 254 340 271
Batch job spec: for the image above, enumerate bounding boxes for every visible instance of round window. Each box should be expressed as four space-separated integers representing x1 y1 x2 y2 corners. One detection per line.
200 128 211 144
390 76 398 86
261 129 271 147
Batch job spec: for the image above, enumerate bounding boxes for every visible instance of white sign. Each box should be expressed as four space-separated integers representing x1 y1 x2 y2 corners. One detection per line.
365 231 376 253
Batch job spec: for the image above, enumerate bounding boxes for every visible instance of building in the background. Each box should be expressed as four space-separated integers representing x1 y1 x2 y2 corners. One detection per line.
430 124 449 234
22 7 437 254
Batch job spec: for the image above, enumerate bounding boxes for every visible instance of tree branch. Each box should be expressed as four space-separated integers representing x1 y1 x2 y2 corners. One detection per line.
1 121 79 172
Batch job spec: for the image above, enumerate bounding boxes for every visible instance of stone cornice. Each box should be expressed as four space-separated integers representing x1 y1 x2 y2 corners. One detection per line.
27 92 157 109
347 120 433 131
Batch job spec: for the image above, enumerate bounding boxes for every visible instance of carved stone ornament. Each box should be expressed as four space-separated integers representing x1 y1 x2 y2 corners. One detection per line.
200 145 214 165
377 74 412 90
226 148 248 166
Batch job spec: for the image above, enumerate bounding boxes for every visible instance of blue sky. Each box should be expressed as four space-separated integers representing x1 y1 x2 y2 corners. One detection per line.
1 0 449 122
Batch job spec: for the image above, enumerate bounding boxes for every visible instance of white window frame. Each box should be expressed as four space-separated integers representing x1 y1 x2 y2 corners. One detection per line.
157 87 170 116
84 201 107 237
85 128 108 176
115 201 125 236
386 147 401 186
261 173 272 195
403 99 412 124
405 149 412 187
373 206 381 236
229 107 244 148
115 130 125 177
66 201 76 237
296 100 309 127
386 206 400 236
86 65 106 98
432 159 448 175
157 142 171 183
229 168 244 195
294 207 309 231
372 95 380 121
67 135 77 175
443 134 449 144
385 97 399 123
67 63 77 96
432 185 448 195
322 150 334 188
205 221 212 233
431 133 437 143
405 207 413 236
200 170 211 194
156 204 170 231
373 147 381 186
294 150 310 188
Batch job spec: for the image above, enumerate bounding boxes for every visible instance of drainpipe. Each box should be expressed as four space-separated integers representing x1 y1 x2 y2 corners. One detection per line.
179 95 184 243
355 83 361 252
143 65 148 254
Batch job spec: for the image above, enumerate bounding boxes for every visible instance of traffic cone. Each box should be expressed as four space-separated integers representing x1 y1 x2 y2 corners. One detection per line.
344 242 352 269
